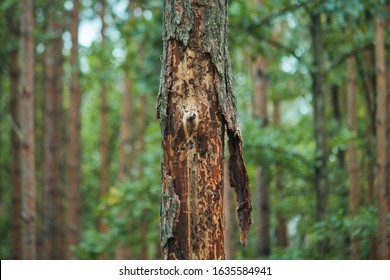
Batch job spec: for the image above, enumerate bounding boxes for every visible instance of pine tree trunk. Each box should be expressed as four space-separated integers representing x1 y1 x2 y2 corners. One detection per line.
346 56 360 259
375 16 389 260
115 75 134 260
42 1 66 259
118 75 133 182
20 0 36 260
273 99 288 248
7 7 21 259
158 0 251 260
68 0 81 258
99 0 110 237
252 56 271 257
224 157 238 259
310 13 329 255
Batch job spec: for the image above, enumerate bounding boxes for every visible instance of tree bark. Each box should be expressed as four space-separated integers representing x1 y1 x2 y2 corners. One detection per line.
158 0 251 260
346 56 360 259
252 56 271 257
310 13 329 255
7 6 21 259
20 0 36 260
68 0 82 258
273 99 288 248
375 16 389 260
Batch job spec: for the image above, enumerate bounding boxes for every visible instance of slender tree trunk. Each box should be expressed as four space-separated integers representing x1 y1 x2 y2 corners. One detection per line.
139 94 148 259
330 85 345 166
310 13 329 255
273 99 288 248
99 0 109 237
7 8 21 259
224 156 238 259
42 1 66 259
20 0 36 260
158 0 251 260
252 56 271 257
356 49 377 259
68 0 81 258
115 75 134 260
375 16 389 260
118 75 133 182
346 56 360 259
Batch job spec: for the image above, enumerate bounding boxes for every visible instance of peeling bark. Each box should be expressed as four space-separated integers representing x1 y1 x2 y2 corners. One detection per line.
158 0 251 260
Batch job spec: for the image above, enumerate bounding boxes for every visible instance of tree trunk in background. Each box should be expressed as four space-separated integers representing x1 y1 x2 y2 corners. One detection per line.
118 75 133 182
346 56 360 259
310 13 329 255
7 6 21 259
253 56 271 257
99 0 110 237
42 0 66 259
158 0 251 260
139 95 148 259
273 99 288 248
115 75 133 260
68 0 81 258
224 156 238 259
356 48 377 259
20 0 36 260
375 16 389 260
330 85 345 167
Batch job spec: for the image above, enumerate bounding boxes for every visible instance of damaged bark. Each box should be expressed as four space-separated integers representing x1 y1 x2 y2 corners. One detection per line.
157 0 251 260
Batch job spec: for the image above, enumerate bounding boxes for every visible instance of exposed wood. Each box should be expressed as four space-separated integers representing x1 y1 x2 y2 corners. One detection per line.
20 0 36 260
375 16 389 260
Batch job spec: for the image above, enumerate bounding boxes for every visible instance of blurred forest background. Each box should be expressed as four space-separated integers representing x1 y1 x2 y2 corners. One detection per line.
0 0 390 260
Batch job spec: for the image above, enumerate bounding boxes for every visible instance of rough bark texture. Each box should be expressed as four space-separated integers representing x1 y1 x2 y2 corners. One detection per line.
68 0 82 258
252 56 271 257
20 0 36 260
7 7 21 259
273 99 288 248
310 13 329 255
375 16 389 260
346 56 360 259
158 0 251 260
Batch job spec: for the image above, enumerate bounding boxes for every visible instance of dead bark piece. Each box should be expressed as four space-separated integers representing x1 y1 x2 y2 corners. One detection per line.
227 130 252 247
